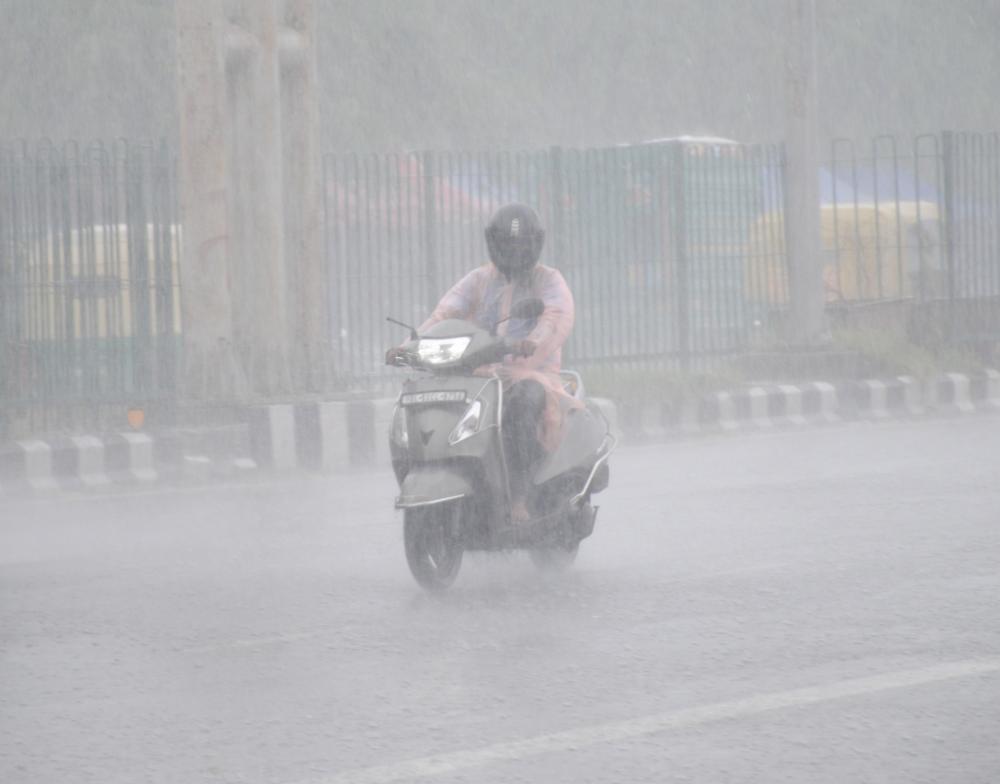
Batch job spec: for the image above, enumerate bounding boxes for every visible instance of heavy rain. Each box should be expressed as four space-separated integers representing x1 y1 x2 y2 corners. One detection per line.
2 1 999 782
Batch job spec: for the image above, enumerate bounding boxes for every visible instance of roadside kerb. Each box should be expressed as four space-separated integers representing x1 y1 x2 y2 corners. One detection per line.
0 427 253 496
614 370 998 440
3 370 996 492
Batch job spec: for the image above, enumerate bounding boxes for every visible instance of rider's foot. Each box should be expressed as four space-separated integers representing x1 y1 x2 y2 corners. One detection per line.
511 498 531 525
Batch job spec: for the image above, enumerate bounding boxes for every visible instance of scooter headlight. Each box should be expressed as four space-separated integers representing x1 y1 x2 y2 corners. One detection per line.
448 399 483 445
416 336 471 365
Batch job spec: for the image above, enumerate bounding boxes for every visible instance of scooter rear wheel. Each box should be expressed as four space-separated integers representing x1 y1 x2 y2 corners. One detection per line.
404 503 464 591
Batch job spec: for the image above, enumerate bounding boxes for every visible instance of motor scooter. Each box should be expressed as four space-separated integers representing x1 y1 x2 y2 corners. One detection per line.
387 298 615 591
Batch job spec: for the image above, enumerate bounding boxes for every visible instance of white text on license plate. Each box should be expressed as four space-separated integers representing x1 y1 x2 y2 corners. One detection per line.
401 390 467 406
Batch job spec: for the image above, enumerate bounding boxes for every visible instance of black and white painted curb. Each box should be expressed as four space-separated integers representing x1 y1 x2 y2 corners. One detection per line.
0 428 257 497
621 369 1000 439
248 397 618 473
0 433 159 494
247 399 398 472
3 370 996 495
245 369 999 467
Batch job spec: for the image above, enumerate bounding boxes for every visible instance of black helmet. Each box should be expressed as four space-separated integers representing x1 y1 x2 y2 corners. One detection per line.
485 203 545 277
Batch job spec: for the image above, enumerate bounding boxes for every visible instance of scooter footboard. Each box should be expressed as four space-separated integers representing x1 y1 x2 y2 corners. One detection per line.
395 466 475 509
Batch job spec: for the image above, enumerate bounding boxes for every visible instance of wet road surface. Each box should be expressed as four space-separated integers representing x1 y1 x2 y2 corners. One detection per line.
3 416 999 783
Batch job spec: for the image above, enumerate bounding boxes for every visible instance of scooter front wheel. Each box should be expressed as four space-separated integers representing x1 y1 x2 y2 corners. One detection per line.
404 503 464 591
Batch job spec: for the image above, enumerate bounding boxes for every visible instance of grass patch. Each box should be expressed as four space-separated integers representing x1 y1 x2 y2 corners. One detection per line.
576 333 988 408
831 328 984 379
581 364 744 407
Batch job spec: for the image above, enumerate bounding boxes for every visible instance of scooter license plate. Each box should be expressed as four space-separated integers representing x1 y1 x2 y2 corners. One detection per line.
400 390 467 406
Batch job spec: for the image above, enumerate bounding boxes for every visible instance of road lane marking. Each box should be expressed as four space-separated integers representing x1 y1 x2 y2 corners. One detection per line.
301 657 1000 784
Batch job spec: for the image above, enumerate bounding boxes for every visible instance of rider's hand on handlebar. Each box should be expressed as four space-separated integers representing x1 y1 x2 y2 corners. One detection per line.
385 346 407 366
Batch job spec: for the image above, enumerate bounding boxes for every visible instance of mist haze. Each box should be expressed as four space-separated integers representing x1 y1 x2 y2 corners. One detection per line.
3 2 1000 783
3 0 1000 148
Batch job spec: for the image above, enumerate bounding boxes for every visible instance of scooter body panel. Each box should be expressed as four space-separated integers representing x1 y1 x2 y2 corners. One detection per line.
392 375 507 525
388 313 612 559
396 466 475 509
398 375 500 463
532 402 609 486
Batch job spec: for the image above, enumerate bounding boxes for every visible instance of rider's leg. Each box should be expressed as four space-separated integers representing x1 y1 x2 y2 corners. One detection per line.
502 379 546 522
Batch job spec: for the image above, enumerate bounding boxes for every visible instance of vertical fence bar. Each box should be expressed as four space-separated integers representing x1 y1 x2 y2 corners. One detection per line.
362 154 375 378
829 140 842 299
870 137 884 299
941 130 957 342
344 153 359 378
421 151 438 316
390 151 401 387
699 144 715 356
691 144 710 361
670 143 690 369
321 152 333 374
327 153 342 378
608 148 624 364
652 146 668 362
734 146 750 351
991 133 1000 300
0 139 186 434
713 144 728 356
370 153 383 377
473 149 487 267
638 144 654 361
846 140 864 300
913 135 935 304
724 147 741 351
608 148 626 364
549 145 565 274
972 133 987 304
0 148 13 435
878 135 904 298
958 133 970 304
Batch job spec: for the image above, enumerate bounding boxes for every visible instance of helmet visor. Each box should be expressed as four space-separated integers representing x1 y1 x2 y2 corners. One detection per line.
487 230 540 272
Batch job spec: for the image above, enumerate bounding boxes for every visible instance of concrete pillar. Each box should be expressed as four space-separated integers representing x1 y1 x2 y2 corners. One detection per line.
175 0 246 400
177 0 323 403
225 0 291 397
280 0 326 392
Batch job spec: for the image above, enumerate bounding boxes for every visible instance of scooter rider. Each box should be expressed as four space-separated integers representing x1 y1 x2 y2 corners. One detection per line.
386 203 578 524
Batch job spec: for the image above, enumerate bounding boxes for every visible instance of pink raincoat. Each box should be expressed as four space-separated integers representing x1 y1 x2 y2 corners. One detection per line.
418 264 581 451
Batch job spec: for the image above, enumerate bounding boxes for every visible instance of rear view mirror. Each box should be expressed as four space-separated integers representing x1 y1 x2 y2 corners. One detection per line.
492 297 545 336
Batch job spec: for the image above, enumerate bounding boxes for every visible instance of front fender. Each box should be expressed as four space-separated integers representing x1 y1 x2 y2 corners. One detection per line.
395 466 474 509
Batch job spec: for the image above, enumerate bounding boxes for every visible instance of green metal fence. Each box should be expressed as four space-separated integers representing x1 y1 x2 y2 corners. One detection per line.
322 139 788 388
2 132 996 434
822 132 1000 346
0 140 181 438
942 132 1000 344
322 133 1000 392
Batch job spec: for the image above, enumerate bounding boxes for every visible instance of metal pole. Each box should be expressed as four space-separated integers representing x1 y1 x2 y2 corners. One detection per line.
783 0 826 345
